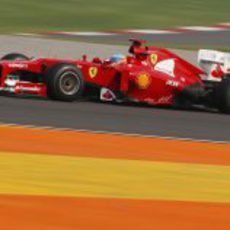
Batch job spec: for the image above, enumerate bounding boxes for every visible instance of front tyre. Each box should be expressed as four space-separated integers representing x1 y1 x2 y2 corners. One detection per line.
215 77 230 114
46 63 84 102
1 53 30 61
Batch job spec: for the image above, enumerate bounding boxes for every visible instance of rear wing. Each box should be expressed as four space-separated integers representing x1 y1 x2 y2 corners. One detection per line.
198 49 230 81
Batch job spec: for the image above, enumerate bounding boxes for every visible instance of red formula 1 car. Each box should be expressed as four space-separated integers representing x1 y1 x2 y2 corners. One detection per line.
0 39 229 113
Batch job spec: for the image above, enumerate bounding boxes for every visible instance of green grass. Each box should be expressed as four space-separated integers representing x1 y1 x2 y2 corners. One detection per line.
0 0 229 32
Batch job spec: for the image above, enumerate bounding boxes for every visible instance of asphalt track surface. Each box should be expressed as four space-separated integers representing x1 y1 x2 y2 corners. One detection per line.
0 35 229 142
47 31 230 47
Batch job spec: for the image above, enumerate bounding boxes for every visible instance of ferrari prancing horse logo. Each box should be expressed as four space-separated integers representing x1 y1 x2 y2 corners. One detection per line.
150 54 158 65
89 67 98 78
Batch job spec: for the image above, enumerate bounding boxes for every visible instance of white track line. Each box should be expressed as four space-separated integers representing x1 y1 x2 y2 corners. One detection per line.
0 122 229 144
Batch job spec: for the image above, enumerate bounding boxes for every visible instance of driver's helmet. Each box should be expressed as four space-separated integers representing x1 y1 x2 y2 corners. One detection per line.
110 54 125 63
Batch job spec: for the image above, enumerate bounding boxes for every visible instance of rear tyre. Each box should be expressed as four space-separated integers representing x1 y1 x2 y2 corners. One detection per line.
215 77 230 114
46 63 84 102
1 53 30 61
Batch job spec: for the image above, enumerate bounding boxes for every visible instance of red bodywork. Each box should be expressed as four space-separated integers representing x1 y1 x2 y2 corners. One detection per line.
0 40 204 105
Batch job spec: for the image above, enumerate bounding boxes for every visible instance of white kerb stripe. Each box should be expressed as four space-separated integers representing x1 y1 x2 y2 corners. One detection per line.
218 22 230 26
126 30 179 34
180 26 226 31
58 32 114 36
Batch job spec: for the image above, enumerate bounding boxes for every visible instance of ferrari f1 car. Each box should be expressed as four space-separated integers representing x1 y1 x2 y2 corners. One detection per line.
0 39 229 113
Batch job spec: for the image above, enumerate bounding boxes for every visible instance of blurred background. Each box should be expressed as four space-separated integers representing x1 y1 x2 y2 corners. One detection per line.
0 0 228 32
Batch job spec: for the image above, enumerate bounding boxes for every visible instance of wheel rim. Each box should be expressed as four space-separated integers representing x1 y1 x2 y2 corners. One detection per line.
59 71 81 95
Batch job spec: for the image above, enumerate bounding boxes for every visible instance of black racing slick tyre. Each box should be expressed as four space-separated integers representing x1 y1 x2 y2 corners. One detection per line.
215 77 230 114
1 53 30 61
46 63 84 102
